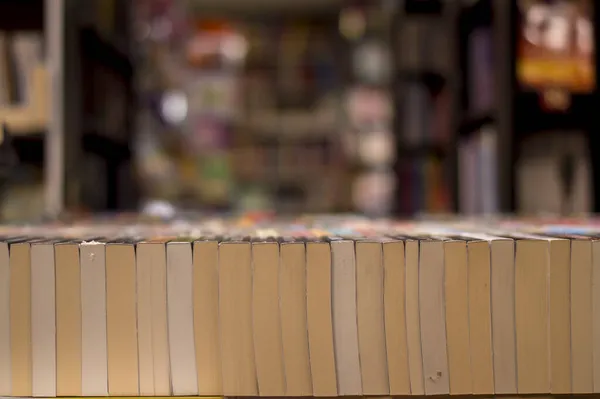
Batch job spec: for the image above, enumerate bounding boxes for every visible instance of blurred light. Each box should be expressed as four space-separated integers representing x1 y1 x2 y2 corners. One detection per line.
142 199 176 219
359 130 395 166
160 91 188 125
221 33 248 64
353 41 391 83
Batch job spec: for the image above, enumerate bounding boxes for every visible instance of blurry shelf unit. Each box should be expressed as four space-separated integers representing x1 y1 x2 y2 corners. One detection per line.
0 64 48 134
229 13 347 213
72 0 138 211
0 0 57 220
455 0 498 215
0 0 47 132
392 0 459 216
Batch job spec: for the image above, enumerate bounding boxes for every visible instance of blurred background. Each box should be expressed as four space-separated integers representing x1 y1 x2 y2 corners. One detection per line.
0 0 597 220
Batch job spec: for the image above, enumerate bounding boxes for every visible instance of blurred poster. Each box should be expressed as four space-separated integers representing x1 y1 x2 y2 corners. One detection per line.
517 0 595 92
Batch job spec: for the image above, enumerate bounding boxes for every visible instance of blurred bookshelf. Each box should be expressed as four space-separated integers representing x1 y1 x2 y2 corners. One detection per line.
134 0 353 214
0 0 139 218
456 0 499 215
392 0 457 216
0 0 48 220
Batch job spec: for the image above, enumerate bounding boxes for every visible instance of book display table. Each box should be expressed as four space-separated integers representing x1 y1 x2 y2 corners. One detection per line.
0 214 597 397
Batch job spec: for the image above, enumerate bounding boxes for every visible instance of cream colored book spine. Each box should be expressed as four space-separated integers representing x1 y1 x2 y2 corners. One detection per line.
490 238 517 394
135 242 155 396
382 240 410 395
331 240 362 395
149 241 172 395
80 242 108 397
167 241 199 395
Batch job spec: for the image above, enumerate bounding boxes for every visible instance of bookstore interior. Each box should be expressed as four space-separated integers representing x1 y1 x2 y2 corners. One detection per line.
2 1 600 399
0 0 595 220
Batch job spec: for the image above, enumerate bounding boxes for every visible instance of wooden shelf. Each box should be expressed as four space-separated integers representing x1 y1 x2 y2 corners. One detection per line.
0 64 48 134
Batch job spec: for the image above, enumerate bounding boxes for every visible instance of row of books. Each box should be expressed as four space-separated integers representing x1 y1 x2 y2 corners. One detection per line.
398 156 451 214
0 216 597 396
402 83 452 146
458 125 498 214
399 16 450 74
468 27 494 114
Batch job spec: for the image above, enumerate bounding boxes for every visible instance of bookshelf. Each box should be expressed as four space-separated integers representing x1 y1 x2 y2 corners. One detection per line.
0 0 139 217
62 0 138 212
453 0 513 215
0 0 60 219
133 1 349 214
392 0 458 216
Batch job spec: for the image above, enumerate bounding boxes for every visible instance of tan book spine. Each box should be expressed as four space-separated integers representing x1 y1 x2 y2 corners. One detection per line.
382 240 410 395
135 243 155 396
219 241 257 396
356 240 389 395
31 243 56 397
80 242 108 396
331 240 362 396
549 239 571 393
571 239 593 393
306 241 337 396
148 242 171 396
167 241 199 395
10 242 32 397
594 240 600 393
106 243 139 396
193 240 223 395
515 239 550 393
279 241 312 395
405 239 424 394
467 241 494 394
252 241 286 396
0 242 9 395
444 240 472 394
55 243 82 396
490 239 517 394
419 240 449 395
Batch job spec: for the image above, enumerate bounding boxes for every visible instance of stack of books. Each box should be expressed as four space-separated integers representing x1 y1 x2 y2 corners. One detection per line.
0 214 598 397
